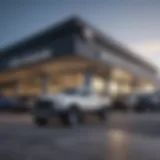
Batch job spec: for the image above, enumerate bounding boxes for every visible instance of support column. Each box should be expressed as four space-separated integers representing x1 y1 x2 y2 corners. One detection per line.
104 69 112 95
40 74 49 94
13 82 21 97
130 78 139 92
83 68 93 90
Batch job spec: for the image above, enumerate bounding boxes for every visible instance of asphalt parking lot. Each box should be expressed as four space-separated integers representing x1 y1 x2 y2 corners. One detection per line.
0 112 160 160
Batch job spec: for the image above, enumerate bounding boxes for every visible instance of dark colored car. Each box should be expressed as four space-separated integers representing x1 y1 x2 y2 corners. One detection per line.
135 93 160 112
113 92 155 112
0 97 21 111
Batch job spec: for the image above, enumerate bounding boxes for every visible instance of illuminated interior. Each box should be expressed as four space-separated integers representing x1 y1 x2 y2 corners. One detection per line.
0 57 155 97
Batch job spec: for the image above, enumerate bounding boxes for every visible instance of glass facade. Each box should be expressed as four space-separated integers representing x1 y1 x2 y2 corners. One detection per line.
0 63 155 97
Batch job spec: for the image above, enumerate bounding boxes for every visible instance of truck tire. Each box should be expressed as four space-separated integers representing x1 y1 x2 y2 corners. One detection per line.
61 107 83 127
34 118 48 126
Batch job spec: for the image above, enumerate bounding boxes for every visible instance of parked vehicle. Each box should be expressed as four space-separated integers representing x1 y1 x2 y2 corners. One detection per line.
0 97 21 111
32 88 112 126
113 91 154 111
134 92 160 112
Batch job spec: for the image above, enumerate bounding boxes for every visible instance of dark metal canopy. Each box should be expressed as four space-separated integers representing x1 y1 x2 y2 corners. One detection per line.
0 16 157 74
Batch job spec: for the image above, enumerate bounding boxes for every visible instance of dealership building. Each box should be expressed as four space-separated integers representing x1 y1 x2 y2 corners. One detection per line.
0 16 158 97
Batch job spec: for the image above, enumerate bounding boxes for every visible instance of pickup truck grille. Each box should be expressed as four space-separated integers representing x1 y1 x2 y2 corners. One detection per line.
35 100 53 109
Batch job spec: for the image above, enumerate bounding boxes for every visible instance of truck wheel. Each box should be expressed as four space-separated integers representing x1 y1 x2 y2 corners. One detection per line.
61 107 83 127
34 118 48 126
98 108 108 121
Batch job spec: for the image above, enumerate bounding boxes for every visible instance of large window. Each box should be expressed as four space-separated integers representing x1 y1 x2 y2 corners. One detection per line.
108 81 118 96
92 76 105 93
49 73 83 93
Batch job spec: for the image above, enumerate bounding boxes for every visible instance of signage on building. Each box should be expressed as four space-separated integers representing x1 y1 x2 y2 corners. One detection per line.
9 49 52 68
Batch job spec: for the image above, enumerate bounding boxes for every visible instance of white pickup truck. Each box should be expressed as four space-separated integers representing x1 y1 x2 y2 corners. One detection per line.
32 88 112 126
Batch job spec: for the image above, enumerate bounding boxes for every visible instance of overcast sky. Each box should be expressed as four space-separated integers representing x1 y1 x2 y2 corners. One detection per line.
0 0 160 70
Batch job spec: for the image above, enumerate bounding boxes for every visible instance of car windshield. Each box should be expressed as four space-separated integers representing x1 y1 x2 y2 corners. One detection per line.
126 92 151 99
138 93 153 99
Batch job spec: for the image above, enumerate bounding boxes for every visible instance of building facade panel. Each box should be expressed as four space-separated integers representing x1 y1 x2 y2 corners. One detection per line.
0 35 75 71
73 35 156 81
